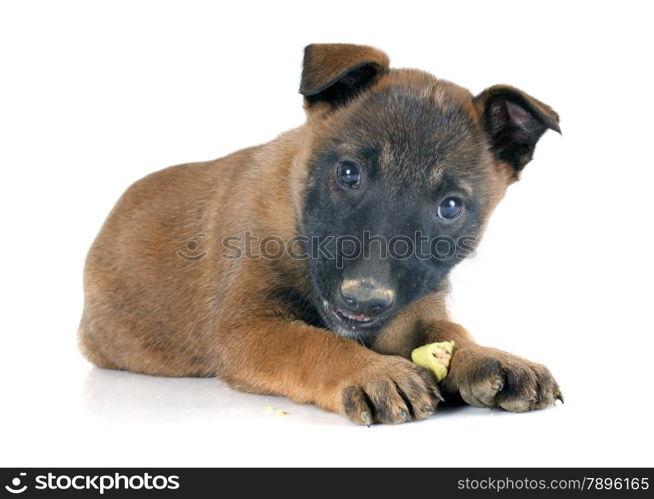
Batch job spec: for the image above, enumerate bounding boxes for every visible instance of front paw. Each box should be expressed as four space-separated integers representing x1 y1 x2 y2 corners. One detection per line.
339 356 443 425
442 346 562 412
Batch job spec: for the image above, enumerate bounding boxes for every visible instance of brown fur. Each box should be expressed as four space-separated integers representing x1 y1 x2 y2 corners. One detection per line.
79 44 561 424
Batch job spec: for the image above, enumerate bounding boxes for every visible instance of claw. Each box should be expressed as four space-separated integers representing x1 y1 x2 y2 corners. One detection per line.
399 409 411 423
361 411 373 426
429 385 445 402
436 393 445 403
556 392 565 404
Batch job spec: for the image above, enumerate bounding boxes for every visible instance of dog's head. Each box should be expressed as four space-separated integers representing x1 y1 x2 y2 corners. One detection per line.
298 44 560 341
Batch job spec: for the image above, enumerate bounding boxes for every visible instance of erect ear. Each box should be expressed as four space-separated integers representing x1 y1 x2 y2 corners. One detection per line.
474 85 561 173
299 43 390 110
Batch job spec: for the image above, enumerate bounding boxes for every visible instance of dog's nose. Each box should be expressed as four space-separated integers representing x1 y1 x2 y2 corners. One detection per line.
339 278 395 316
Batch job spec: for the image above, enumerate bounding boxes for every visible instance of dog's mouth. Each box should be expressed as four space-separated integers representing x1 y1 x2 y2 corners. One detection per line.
320 299 388 337
333 307 378 326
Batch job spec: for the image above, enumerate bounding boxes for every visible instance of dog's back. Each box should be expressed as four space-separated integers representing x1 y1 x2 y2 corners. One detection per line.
79 146 257 376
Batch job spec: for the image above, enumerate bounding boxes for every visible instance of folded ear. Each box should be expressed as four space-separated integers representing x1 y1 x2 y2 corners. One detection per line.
474 85 561 172
300 43 389 110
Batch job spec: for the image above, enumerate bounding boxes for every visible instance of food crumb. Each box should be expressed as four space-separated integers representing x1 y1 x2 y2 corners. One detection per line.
276 410 289 416
264 406 275 412
411 341 455 383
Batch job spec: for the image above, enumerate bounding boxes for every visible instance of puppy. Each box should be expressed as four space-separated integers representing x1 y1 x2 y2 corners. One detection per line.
79 44 562 424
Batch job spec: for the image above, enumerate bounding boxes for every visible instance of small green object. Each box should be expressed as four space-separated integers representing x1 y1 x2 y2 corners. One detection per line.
411 341 455 382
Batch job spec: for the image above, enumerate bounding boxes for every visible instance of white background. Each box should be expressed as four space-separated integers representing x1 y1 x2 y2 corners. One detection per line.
1 0 653 467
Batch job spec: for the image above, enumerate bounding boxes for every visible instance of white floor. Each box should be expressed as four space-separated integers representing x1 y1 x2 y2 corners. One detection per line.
2 358 651 467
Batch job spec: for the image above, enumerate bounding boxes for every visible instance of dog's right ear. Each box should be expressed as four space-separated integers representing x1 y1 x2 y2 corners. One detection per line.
300 44 389 112
474 85 561 174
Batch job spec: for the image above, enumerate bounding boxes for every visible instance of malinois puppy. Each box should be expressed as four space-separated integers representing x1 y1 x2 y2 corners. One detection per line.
79 44 562 424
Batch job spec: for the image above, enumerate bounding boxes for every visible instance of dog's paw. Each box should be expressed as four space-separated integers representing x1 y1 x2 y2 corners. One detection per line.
340 356 443 425
442 346 562 412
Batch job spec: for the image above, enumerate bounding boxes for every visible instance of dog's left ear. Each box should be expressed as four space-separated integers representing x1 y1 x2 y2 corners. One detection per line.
474 85 561 173
300 43 389 111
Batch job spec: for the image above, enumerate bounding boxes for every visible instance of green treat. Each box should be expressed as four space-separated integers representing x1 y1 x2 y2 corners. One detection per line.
411 341 455 382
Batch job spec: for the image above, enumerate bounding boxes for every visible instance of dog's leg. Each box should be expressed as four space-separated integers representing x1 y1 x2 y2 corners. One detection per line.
216 318 443 425
375 319 562 412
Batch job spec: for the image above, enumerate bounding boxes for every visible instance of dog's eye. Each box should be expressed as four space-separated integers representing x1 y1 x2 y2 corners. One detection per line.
336 160 361 189
437 197 463 220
